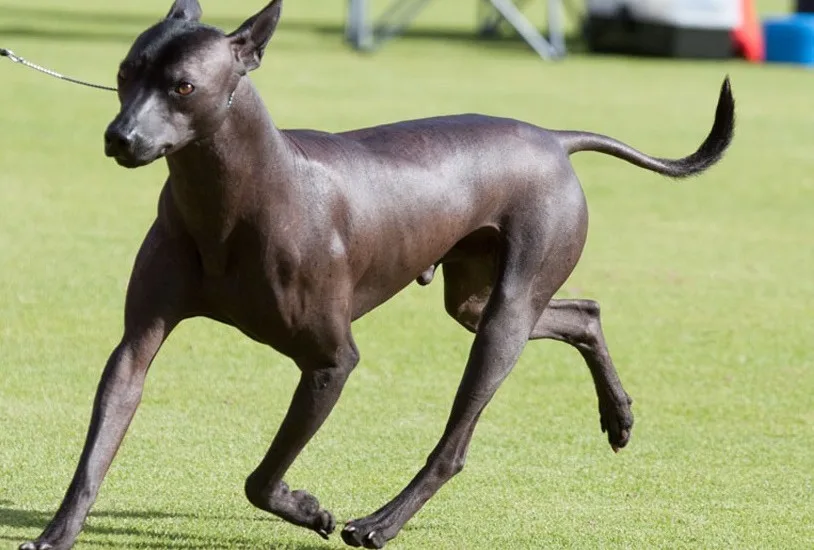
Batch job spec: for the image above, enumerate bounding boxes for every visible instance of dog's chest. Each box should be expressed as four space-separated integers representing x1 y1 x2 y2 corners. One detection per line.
196 240 312 356
200 276 296 354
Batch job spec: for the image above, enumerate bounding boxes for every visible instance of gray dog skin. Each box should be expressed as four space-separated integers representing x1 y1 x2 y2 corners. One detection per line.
19 1 735 548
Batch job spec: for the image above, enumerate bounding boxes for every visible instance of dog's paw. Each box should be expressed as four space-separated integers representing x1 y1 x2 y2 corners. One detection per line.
19 540 56 550
311 506 336 539
341 514 404 550
286 489 335 538
599 391 634 452
341 523 387 549
247 478 336 539
17 519 78 550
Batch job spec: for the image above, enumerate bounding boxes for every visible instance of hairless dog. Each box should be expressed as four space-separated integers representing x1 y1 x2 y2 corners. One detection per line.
19 1 735 548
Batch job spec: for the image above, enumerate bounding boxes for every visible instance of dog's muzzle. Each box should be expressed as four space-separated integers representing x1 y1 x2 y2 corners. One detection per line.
103 124 168 168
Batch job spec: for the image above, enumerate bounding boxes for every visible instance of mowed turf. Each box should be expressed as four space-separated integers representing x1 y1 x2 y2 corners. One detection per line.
1 0 812 548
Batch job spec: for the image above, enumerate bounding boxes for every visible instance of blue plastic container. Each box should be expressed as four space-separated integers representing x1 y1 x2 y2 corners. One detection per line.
764 14 814 65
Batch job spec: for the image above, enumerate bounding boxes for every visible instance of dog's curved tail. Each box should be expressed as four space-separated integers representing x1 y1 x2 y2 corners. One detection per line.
554 77 735 179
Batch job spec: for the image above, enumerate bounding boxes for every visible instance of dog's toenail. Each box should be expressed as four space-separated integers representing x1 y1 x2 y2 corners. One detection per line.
345 526 356 532
367 530 376 540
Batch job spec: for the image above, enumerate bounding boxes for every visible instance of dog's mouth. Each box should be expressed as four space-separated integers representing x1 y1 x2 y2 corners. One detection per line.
112 154 151 169
107 144 173 169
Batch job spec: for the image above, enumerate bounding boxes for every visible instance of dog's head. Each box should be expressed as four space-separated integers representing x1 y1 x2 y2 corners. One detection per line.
104 0 281 168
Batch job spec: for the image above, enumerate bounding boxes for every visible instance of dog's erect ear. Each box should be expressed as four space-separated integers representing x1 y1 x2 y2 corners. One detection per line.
166 0 202 22
227 0 282 73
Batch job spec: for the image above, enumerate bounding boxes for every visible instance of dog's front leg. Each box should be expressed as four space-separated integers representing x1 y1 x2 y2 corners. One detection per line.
245 337 359 539
19 334 170 550
19 222 194 550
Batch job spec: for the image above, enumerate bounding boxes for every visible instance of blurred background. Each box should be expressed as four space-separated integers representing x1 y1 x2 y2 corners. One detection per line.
1 1 812 549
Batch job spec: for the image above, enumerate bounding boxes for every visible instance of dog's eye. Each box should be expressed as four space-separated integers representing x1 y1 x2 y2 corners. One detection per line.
175 82 195 96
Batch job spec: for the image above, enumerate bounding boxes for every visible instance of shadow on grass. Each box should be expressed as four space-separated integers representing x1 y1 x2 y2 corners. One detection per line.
0 504 200 531
0 498 431 549
0 503 331 549
0 4 587 53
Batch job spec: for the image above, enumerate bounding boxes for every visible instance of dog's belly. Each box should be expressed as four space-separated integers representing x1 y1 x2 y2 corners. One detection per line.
349 229 497 321
343 174 508 319
349 203 501 320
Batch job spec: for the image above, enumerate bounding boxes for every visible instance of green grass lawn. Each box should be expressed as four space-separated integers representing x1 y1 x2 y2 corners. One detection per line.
1 0 812 549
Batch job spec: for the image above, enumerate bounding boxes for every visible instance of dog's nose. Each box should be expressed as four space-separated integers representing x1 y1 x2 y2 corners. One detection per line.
104 126 135 156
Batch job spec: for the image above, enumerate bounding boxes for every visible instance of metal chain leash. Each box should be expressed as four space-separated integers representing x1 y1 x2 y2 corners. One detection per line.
1 47 117 92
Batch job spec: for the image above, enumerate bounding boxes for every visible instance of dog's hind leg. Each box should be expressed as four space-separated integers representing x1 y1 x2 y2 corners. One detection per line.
439 249 633 452
19 222 195 550
530 299 633 451
341 222 576 548
444 273 633 451
244 324 359 540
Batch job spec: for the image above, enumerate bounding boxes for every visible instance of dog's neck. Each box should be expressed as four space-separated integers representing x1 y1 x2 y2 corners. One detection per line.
165 76 297 242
